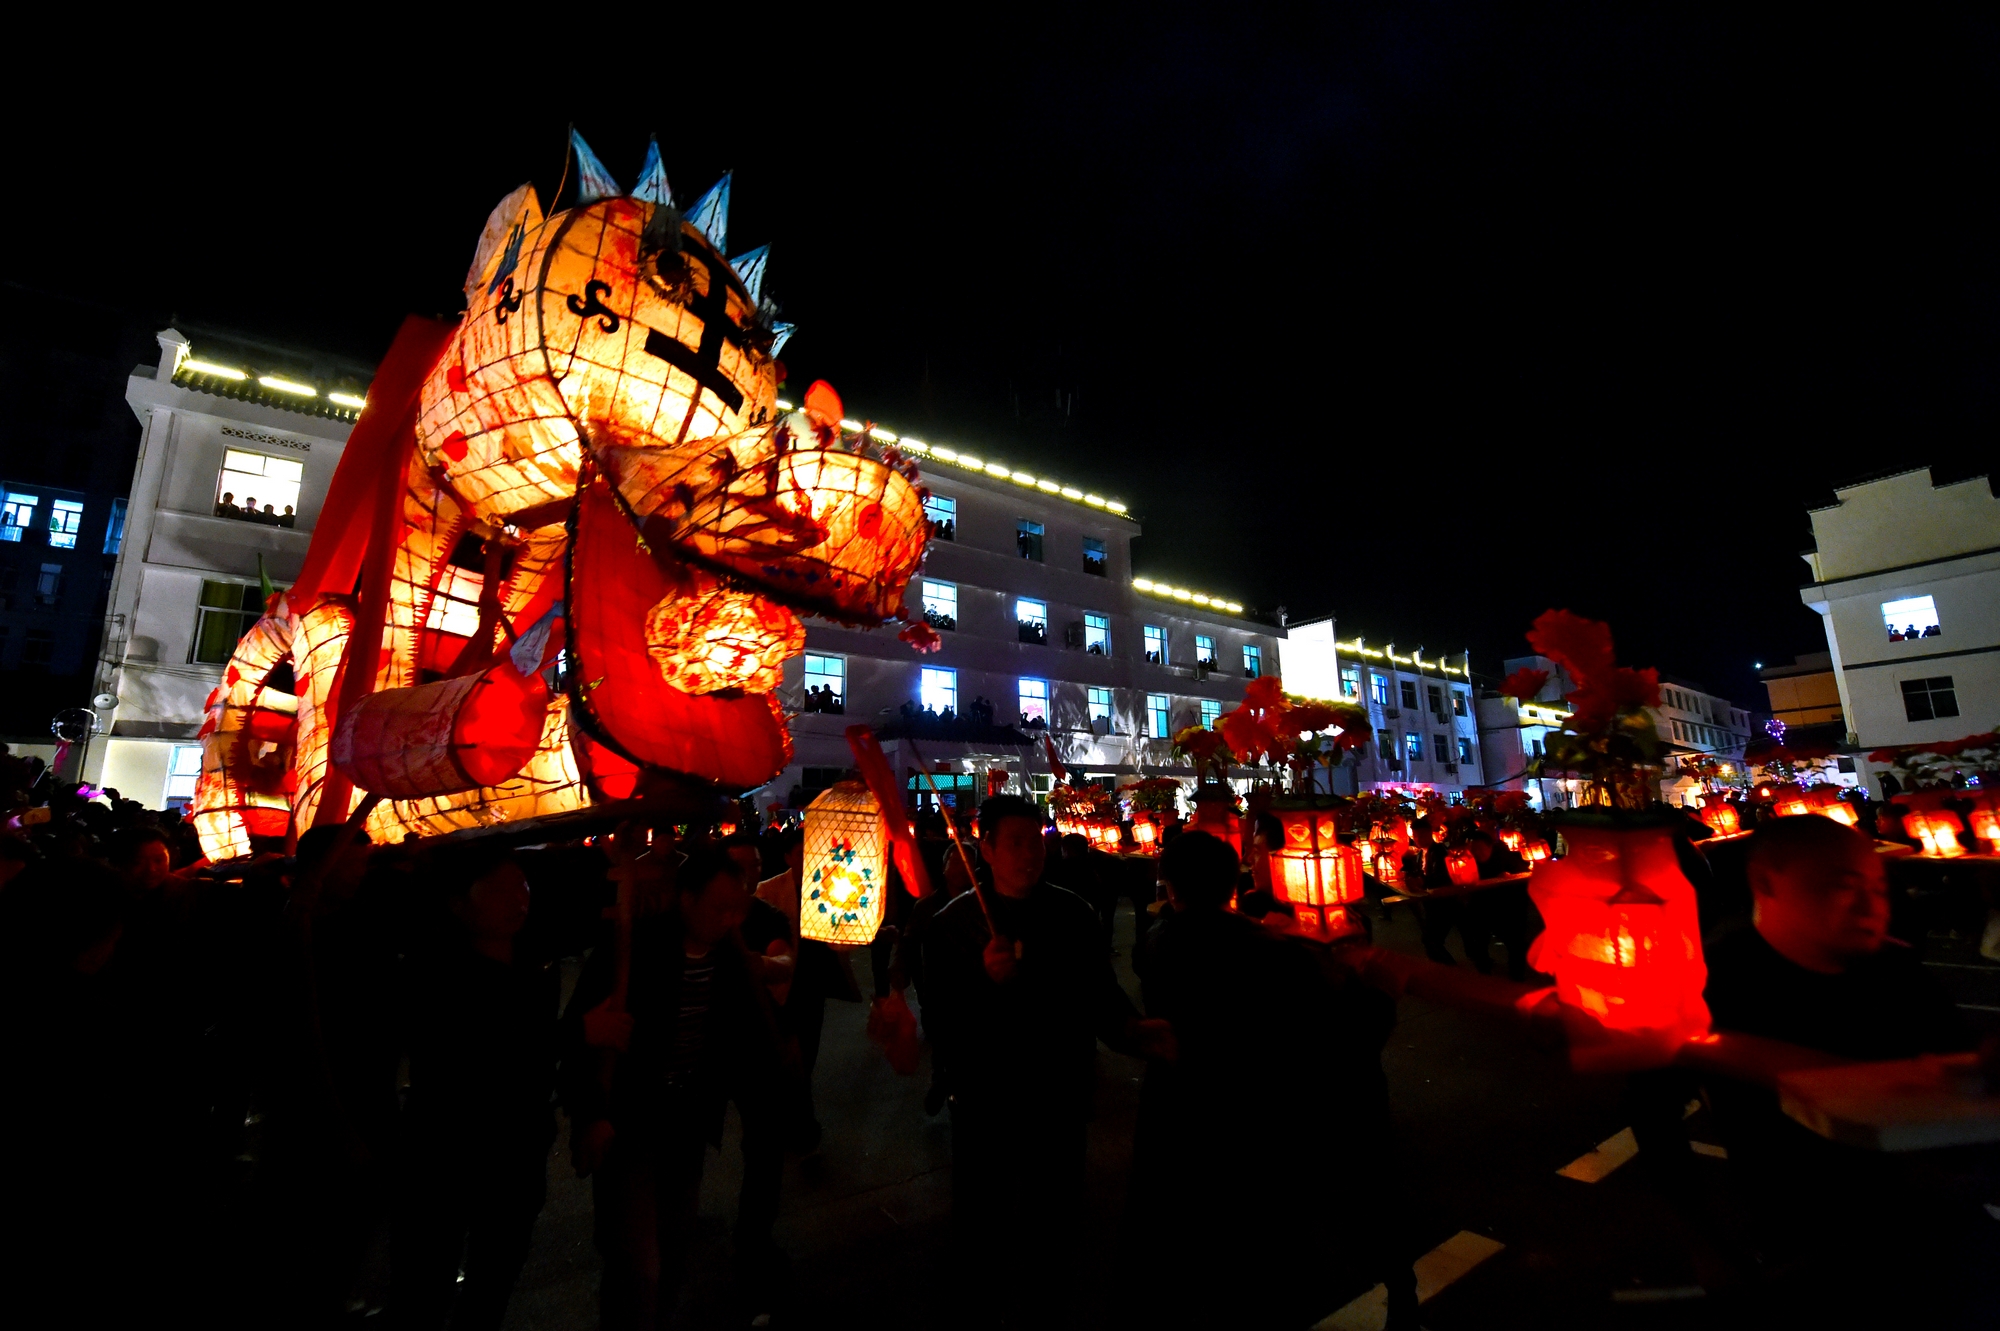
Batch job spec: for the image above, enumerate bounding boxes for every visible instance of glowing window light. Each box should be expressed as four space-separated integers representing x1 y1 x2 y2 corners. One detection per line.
183 360 247 380
328 392 368 410
259 376 318 397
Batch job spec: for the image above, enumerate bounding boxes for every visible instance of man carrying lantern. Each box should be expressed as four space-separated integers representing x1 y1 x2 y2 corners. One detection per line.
918 795 1173 1313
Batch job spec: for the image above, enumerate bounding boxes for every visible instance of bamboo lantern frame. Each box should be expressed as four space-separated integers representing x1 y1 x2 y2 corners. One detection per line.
1270 807 1363 934
802 781 889 945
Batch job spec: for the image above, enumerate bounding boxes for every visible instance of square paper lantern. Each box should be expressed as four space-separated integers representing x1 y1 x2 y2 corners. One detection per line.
1445 848 1481 885
1131 815 1159 852
1270 807 1364 934
803 782 888 945
1969 798 2000 854
1521 838 1553 862
1903 810 1965 858
1698 798 1740 835
1497 827 1525 852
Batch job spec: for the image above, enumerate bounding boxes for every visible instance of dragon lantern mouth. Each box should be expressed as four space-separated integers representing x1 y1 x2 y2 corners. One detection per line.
592 421 928 626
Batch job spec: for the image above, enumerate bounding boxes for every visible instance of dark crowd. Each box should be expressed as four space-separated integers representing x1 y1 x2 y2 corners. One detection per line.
1 744 1996 1329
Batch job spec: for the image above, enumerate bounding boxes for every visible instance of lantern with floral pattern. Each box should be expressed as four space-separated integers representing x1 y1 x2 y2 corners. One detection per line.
802 782 888 945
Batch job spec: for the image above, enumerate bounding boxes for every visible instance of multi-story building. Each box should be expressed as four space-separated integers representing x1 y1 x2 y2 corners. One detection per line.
1476 655 1584 810
1759 652 1845 734
1798 467 2000 794
1654 677 1752 804
776 427 1283 814
0 480 124 773
90 328 369 806
1282 617 1483 796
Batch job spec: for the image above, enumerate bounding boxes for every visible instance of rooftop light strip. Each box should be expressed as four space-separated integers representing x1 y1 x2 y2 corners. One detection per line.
1336 639 1470 676
327 392 368 410
1131 577 1244 615
771 397 1132 518
182 359 247 381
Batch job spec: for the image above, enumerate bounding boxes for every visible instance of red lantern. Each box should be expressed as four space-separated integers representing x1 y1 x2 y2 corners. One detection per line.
1698 797 1740 835
1904 810 1965 857
1497 826 1525 852
1768 783 1812 819
1131 815 1159 852
1268 807 1363 935
1356 836 1376 865
1969 797 1999 854
1521 838 1553 862
1445 848 1480 885
1526 824 1709 1070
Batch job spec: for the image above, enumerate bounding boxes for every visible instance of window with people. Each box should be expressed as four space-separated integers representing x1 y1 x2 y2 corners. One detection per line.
802 653 845 714
216 449 302 528
1016 598 1048 645
922 580 958 632
924 494 957 541
1881 594 1940 642
1084 612 1110 655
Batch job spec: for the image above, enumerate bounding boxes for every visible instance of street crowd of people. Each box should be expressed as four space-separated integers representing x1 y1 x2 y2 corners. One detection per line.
1 740 1995 1327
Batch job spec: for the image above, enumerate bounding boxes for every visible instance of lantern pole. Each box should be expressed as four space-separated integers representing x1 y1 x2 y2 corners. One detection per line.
904 737 996 934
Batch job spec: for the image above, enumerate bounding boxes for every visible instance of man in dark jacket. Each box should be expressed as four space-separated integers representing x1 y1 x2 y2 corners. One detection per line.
561 846 793 1329
388 846 559 1330
920 796 1168 1307
1132 831 1411 1328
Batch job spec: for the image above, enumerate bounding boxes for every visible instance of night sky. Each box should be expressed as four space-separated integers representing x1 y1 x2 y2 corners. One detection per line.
9 9 1995 709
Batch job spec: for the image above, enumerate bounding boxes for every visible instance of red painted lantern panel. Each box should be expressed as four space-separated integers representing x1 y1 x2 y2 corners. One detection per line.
1445 848 1480 885
1526 824 1710 1069
1903 810 1965 857
1698 798 1740 835
1270 807 1363 934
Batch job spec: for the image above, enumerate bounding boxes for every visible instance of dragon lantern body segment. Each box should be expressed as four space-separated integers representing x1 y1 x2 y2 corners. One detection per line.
191 145 930 858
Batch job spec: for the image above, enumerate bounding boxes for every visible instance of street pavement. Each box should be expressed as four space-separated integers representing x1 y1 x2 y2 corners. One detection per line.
495 895 1991 1330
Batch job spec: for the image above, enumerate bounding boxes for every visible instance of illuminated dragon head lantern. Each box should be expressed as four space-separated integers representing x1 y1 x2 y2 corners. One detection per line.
190 133 932 858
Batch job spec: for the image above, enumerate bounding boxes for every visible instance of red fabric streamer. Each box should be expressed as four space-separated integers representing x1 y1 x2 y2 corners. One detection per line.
845 724 932 898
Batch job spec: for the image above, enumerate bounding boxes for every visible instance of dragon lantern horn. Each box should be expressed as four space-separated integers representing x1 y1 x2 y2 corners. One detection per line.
464 183 543 303
633 135 672 206
729 244 770 304
569 128 623 205
686 172 732 252
771 321 796 358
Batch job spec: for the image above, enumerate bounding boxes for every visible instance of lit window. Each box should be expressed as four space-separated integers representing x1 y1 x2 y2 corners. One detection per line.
1881 595 1940 641
217 449 304 521
47 500 83 550
1457 737 1475 766
193 580 280 664
924 494 957 539
1016 519 1044 561
1195 634 1217 666
804 653 845 714
921 666 958 714
1087 686 1113 725
165 744 203 805
922 579 958 631
104 498 126 555
1016 597 1048 645
1147 693 1170 738
1144 625 1167 664
1084 612 1110 655
1369 673 1391 706
1405 732 1423 762
1340 664 1361 698
1200 699 1221 730
1452 689 1468 718
1082 536 1107 576
1901 676 1957 722
1242 644 1261 678
1433 733 1450 763
1018 677 1049 725
2 492 36 542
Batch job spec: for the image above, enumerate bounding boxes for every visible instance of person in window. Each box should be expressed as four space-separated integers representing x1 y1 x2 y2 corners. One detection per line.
281 505 296 528
1922 623 1940 637
241 495 258 521
262 503 279 524
216 491 239 518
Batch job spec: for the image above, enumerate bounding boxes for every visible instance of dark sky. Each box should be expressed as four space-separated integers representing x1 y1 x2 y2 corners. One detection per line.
9 9 1995 708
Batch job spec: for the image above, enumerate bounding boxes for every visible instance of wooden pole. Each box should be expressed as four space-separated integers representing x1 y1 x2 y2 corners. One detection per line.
904 736 995 933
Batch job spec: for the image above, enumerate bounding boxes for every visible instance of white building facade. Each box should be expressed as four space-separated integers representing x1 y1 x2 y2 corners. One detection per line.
774 447 1283 813
1799 468 2000 794
89 329 368 807
1282 617 1483 797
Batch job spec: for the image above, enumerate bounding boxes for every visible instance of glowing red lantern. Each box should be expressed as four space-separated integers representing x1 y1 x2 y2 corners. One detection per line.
1698 796 1740 835
1969 798 1999 854
1768 783 1812 819
1268 807 1363 935
1445 848 1481 885
1497 826 1525 852
1526 824 1709 1070
1521 838 1553 862
1131 816 1159 852
1904 810 1965 857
